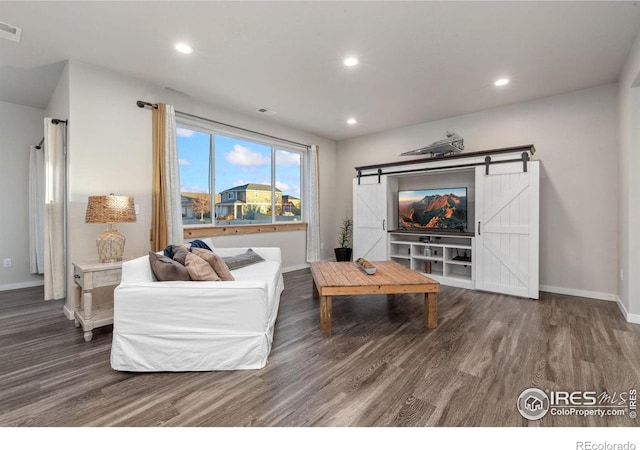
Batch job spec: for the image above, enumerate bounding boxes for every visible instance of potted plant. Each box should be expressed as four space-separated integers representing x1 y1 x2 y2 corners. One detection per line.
334 218 353 261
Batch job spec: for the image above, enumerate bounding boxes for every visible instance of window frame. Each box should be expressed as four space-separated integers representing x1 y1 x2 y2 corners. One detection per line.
176 119 306 229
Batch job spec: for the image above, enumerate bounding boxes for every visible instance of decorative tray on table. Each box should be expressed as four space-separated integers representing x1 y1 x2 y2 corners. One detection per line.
356 257 377 275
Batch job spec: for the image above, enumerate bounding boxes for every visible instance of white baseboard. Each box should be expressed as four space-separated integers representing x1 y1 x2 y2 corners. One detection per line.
283 263 310 273
539 284 616 302
63 304 75 320
539 285 640 324
614 296 640 324
0 279 45 292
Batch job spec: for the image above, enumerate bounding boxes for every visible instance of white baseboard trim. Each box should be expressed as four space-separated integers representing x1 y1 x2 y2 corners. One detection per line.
614 296 640 324
539 286 640 324
63 304 75 320
0 280 45 292
539 285 616 302
283 263 310 273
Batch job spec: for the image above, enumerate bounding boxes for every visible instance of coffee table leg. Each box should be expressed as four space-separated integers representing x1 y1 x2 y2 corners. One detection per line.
424 292 438 329
312 279 319 300
321 296 332 335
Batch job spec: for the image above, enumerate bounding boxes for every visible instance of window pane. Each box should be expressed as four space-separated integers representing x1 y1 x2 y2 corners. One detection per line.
276 149 302 222
214 135 272 225
177 127 212 225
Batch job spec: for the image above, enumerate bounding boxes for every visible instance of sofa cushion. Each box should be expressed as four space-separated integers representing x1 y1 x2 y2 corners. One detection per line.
185 252 221 281
223 249 265 270
148 252 191 281
191 248 235 281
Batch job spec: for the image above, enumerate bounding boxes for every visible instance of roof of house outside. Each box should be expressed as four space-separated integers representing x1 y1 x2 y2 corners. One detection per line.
223 183 282 193
181 192 210 200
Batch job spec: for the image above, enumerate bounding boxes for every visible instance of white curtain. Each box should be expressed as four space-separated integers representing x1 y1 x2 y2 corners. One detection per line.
164 105 183 244
304 144 321 262
29 145 45 274
44 118 66 300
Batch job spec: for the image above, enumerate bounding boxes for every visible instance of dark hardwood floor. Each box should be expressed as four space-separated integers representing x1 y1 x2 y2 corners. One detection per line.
1 270 639 427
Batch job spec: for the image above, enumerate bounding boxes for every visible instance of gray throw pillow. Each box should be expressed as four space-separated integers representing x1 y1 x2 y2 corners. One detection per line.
222 249 265 270
148 252 191 281
172 247 189 265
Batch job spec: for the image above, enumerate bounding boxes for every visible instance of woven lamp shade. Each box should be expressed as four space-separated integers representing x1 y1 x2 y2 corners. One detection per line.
85 195 136 224
85 195 136 263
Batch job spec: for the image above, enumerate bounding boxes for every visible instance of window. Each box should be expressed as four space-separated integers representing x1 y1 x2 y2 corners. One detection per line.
177 125 303 226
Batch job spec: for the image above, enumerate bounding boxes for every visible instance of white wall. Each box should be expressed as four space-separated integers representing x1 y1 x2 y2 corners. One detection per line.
63 60 337 314
618 30 640 321
0 101 46 290
46 62 69 121
336 84 619 300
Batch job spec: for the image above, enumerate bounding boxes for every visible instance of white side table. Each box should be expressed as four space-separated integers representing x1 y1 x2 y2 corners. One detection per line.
73 260 124 342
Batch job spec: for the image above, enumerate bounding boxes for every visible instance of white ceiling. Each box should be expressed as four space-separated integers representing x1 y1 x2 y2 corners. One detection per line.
2 1 640 141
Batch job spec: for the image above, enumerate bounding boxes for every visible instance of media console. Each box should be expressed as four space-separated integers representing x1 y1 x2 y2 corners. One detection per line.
388 230 474 289
354 145 539 298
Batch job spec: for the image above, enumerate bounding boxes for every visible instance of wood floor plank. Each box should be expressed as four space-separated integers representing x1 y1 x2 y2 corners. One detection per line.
0 274 639 426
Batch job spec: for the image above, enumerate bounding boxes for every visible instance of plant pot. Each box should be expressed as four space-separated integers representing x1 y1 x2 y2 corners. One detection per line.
334 248 353 262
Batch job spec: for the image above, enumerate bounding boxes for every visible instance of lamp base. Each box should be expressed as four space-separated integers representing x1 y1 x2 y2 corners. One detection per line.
96 228 126 263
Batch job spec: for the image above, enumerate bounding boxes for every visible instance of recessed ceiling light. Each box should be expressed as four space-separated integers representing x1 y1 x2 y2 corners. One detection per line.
343 57 359 67
347 118 357 125
494 78 510 87
174 43 193 54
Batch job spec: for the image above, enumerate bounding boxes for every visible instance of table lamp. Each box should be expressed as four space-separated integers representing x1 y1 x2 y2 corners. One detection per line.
85 194 136 262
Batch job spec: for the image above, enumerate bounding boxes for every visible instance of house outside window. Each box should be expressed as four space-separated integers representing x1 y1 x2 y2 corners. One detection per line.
177 124 303 226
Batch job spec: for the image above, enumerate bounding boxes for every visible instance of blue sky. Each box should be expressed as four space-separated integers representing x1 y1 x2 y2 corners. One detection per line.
177 127 301 198
399 187 467 202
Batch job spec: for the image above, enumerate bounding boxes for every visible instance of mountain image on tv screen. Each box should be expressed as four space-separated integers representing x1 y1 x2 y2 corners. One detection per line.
398 187 467 230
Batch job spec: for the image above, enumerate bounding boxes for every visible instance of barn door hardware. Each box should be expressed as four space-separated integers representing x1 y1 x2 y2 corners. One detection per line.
521 152 530 172
484 156 492 175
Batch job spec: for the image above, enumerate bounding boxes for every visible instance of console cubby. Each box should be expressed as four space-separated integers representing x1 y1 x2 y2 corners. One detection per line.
388 231 474 289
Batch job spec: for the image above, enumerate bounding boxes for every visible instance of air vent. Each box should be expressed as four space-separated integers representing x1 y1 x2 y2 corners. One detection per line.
0 21 22 43
257 108 276 116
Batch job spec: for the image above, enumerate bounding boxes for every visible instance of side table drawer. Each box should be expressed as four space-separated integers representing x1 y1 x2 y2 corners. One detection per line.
92 268 122 287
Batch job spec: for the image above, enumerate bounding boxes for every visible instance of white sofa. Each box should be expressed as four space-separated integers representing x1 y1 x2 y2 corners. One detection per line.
110 246 284 372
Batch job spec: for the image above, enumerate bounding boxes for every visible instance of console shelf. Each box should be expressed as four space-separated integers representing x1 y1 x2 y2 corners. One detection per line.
388 231 474 289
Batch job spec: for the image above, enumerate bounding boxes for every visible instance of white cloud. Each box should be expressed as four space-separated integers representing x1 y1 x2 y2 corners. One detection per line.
276 150 301 167
276 181 301 197
275 181 291 192
225 145 270 167
177 128 196 138
179 159 190 166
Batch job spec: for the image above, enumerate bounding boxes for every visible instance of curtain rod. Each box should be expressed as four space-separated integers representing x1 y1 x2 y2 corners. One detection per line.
35 118 68 149
136 100 310 149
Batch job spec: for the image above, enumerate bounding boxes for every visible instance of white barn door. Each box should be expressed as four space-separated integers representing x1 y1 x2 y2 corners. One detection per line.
353 176 389 261
475 161 539 299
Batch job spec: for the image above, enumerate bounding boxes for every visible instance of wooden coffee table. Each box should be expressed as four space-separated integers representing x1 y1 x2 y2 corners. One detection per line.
310 261 440 335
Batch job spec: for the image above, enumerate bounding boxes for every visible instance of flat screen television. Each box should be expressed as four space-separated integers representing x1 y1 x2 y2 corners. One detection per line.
398 187 468 231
